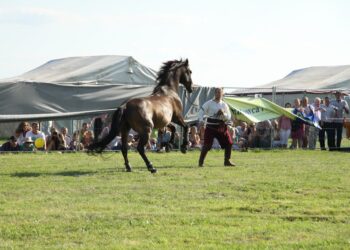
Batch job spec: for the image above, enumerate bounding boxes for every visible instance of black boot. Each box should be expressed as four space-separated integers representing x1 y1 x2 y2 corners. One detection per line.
198 146 209 167
224 145 235 167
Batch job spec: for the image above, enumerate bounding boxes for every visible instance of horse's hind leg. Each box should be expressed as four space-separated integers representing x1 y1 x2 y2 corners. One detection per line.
121 127 132 172
137 128 157 173
167 124 176 151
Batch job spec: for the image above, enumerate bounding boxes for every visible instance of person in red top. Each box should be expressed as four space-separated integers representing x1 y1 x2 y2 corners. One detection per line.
278 103 292 148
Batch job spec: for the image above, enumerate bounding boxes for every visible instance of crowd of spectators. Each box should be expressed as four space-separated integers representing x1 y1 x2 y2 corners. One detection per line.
1 92 349 153
0 122 89 152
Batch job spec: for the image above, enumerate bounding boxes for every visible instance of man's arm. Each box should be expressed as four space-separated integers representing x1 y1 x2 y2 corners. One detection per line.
198 101 209 124
222 102 231 121
343 100 349 114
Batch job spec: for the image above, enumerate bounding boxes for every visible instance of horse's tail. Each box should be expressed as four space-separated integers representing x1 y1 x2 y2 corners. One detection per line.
88 108 124 154
93 117 103 143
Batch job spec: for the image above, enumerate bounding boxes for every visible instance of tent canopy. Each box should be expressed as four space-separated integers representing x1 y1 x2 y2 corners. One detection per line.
3 55 157 85
261 65 350 90
0 55 215 122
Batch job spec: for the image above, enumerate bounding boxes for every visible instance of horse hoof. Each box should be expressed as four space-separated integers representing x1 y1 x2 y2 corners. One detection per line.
149 168 157 174
180 144 188 154
125 163 132 172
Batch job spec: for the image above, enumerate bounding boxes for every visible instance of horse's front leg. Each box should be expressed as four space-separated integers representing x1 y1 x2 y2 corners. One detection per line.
172 115 188 154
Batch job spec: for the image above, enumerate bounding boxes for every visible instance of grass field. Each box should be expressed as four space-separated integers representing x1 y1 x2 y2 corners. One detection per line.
0 150 349 249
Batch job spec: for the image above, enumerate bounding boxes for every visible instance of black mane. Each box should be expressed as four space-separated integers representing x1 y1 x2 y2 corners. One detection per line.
153 59 183 94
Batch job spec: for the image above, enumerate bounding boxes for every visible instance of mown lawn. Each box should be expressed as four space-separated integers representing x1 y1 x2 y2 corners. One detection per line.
0 150 349 249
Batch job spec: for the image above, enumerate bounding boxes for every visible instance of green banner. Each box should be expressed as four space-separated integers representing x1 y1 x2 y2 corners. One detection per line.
224 97 296 123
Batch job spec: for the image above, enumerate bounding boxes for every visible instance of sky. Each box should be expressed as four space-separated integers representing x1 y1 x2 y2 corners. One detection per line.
1 0 350 88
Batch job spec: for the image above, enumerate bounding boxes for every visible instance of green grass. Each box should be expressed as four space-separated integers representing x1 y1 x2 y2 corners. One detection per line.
0 150 349 249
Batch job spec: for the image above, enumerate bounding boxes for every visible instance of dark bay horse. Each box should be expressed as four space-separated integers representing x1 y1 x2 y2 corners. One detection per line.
88 59 193 173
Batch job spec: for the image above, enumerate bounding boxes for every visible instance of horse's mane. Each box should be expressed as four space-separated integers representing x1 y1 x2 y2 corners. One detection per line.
153 59 184 94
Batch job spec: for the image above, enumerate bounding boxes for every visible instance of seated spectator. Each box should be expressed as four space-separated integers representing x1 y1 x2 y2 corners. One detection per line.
212 138 221 149
157 127 172 152
80 122 90 141
46 129 66 151
46 127 57 142
247 123 257 148
108 136 122 150
189 126 201 148
20 137 35 151
60 127 72 149
249 121 272 148
173 131 180 149
0 136 20 152
82 130 94 149
26 122 46 150
227 125 237 145
16 121 31 146
147 138 158 151
236 121 250 151
70 131 84 151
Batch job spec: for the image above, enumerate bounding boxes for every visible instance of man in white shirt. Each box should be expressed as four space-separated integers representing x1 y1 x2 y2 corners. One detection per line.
319 97 336 150
198 88 235 167
25 122 46 150
330 91 349 149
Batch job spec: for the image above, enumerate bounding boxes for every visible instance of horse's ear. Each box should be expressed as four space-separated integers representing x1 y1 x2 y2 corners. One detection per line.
185 58 189 66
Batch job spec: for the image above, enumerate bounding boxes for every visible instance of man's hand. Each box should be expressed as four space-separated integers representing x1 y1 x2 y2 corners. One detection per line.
216 109 224 116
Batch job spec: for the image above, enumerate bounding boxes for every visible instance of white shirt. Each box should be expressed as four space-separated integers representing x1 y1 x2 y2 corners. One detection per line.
26 130 46 141
198 99 231 122
330 99 349 123
310 104 322 122
63 135 72 147
320 104 336 122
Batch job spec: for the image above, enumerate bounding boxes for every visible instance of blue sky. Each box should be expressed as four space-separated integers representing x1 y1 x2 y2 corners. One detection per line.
1 0 350 87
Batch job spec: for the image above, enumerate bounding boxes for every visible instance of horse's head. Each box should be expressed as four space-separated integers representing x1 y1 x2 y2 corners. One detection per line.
173 59 193 93
155 59 194 94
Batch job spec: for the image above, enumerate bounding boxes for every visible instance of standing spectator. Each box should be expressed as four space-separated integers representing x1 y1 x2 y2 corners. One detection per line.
301 96 311 148
319 97 336 150
308 97 322 149
0 136 20 152
25 122 46 150
330 91 349 149
278 103 292 148
291 98 304 149
198 87 235 167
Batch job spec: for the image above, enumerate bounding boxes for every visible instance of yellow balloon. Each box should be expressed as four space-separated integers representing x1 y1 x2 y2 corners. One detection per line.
34 138 45 148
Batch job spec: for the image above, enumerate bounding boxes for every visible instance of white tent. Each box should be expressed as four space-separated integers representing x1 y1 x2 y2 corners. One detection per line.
228 65 350 106
3 55 157 85
0 55 214 136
